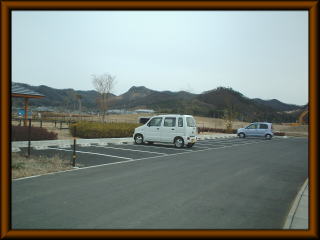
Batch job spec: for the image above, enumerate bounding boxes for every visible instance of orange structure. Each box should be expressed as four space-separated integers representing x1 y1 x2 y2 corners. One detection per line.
290 108 308 126
11 84 45 126
298 109 309 125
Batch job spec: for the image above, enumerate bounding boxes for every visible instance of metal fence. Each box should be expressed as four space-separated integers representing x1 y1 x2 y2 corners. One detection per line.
12 118 76 130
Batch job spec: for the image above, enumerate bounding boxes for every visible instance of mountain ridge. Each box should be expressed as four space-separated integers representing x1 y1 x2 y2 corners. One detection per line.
12 82 305 123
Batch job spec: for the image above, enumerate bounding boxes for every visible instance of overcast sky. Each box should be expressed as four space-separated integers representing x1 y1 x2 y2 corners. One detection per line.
12 11 308 105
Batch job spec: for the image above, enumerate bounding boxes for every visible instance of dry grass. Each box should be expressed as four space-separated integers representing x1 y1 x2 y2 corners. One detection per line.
11 153 73 179
272 124 308 137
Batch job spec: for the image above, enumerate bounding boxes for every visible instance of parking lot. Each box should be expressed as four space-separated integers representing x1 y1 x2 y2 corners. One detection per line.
13 136 308 229
19 137 290 169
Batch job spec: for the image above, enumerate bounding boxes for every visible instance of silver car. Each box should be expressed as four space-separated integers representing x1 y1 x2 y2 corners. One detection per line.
237 122 274 140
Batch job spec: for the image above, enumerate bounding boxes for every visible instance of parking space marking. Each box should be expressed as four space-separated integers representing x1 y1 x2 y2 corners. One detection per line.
128 144 194 151
192 145 210 149
196 143 225 146
47 147 133 160
196 139 268 148
200 138 237 142
93 145 167 155
201 141 247 145
44 145 232 174
199 139 266 144
15 138 274 181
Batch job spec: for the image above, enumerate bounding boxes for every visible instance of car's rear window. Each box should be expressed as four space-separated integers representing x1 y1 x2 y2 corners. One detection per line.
186 117 196 127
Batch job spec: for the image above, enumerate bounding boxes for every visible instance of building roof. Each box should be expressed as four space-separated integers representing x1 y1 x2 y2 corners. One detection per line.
11 83 45 98
134 109 155 113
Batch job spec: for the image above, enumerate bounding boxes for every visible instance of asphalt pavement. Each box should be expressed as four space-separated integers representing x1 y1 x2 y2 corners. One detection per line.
12 136 308 229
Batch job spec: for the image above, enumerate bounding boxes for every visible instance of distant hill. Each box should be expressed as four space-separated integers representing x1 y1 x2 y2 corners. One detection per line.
194 87 306 122
111 86 197 114
252 98 300 112
12 82 113 112
11 82 305 123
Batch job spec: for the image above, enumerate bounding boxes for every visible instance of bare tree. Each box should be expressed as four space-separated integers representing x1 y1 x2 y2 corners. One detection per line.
223 103 237 133
92 73 116 122
76 94 82 113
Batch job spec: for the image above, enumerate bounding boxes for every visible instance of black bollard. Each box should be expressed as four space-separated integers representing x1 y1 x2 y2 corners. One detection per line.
72 138 76 167
27 119 31 158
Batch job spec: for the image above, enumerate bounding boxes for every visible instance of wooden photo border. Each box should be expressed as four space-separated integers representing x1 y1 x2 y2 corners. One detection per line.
1 1 318 238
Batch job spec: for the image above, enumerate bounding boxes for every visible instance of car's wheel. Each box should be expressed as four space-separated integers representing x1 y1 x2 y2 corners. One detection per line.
265 134 272 140
186 143 194 148
239 133 245 138
174 137 184 148
134 134 144 144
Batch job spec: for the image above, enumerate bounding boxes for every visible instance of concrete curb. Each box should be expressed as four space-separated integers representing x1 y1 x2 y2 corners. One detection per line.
197 134 237 140
12 134 237 152
283 179 309 229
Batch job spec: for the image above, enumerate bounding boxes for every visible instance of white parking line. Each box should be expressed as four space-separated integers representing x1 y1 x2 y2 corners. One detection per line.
200 140 247 144
199 140 261 145
128 144 193 151
197 140 266 148
47 147 133 160
192 145 210 149
14 138 269 181
93 145 167 155
196 143 225 146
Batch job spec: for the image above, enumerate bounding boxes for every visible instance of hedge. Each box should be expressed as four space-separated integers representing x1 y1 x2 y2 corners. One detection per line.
12 126 58 141
70 121 141 138
274 131 286 136
197 127 237 134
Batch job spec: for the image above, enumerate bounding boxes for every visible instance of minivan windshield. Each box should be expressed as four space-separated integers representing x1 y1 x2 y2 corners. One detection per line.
186 117 196 127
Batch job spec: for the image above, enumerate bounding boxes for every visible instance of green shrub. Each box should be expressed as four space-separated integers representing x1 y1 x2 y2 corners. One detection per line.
70 121 141 138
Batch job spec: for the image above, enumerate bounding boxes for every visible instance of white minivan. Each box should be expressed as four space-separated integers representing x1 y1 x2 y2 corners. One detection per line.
133 114 197 148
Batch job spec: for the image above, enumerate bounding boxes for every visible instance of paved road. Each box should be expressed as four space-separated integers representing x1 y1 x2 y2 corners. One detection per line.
12 137 308 229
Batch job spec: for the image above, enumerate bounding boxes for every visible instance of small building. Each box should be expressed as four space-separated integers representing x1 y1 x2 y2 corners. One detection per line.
107 109 126 114
35 106 54 112
134 109 155 114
